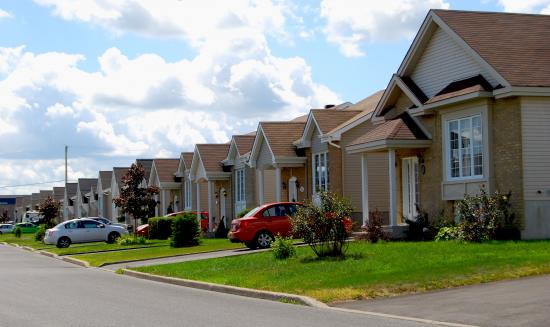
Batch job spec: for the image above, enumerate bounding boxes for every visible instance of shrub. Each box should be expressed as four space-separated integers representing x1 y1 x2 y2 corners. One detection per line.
237 208 255 218
35 225 46 242
214 219 229 238
435 226 463 241
14 227 21 238
361 210 388 243
170 213 200 248
117 235 148 245
148 217 172 240
291 191 353 257
271 235 295 260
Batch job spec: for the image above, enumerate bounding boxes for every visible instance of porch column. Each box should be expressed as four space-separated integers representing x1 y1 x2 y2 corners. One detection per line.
196 182 201 223
361 153 369 227
207 180 214 232
257 169 264 205
275 166 282 202
388 149 397 226
161 190 166 216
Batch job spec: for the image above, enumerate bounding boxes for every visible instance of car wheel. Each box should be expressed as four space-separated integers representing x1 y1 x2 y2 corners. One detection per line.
244 241 257 249
255 231 273 249
57 237 71 248
107 232 120 244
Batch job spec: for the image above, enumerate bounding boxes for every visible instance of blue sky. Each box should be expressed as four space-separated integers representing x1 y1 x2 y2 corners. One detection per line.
0 0 546 195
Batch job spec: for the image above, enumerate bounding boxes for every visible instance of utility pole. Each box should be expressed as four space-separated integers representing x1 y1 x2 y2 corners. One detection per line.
63 145 68 221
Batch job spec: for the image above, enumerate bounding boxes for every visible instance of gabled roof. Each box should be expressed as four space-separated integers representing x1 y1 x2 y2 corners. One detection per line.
234 134 256 155
181 152 194 168
151 159 180 183
196 144 230 172
65 183 78 198
39 190 53 203
426 74 493 104
53 187 65 201
98 171 112 190
77 178 97 194
260 122 305 157
433 9 550 87
113 167 129 186
311 109 363 134
135 159 154 182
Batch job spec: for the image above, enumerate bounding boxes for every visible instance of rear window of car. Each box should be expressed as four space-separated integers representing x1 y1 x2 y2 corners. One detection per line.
83 220 100 228
243 207 262 218
65 222 78 229
262 205 288 217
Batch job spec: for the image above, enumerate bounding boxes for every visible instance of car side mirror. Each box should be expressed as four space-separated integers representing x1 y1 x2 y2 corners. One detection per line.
99 224 105 228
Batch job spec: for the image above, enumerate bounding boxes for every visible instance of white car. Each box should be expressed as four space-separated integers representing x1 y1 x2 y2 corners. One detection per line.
0 224 14 234
44 218 129 248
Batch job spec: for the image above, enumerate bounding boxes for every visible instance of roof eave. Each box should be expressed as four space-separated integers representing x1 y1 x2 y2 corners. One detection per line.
347 139 432 154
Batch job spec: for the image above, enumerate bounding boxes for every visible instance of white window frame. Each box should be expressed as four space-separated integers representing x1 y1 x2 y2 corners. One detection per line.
445 114 484 181
235 168 246 214
184 178 192 210
312 151 329 193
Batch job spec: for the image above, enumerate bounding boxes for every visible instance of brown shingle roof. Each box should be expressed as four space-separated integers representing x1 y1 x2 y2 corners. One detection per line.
327 90 385 134
113 167 129 186
233 135 256 155
53 187 65 201
426 75 493 104
261 122 306 157
152 159 179 183
433 9 550 87
311 109 363 134
181 152 194 169
77 178 97 194
98 171 112 189
65 183 78 197
39 190 53 203
349 115 429 147
136 159 154 182
196 144 231 172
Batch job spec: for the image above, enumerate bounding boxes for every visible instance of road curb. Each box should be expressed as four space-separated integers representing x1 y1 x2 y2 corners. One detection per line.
121 269 327 308
62 256 90 267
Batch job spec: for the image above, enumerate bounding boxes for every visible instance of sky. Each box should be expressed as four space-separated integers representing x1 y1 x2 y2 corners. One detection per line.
0 0 549 195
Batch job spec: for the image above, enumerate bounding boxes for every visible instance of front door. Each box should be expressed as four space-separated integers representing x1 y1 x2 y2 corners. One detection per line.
220 188 226 226
401 157 419 221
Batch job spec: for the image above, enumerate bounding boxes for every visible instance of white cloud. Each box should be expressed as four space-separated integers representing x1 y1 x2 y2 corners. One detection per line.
320 0 450 57
0 8 12 20
498 0 550 14
46 103 75 117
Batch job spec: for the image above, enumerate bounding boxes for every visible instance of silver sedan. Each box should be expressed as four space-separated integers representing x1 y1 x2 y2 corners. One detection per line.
44 218 129 248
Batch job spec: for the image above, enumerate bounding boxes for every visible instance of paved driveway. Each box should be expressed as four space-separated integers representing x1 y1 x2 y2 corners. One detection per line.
334 275 550 327
0 244 430 327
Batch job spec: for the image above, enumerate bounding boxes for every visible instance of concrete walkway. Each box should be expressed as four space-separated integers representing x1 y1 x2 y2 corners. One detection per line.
102 247 270 270
333 275 550 327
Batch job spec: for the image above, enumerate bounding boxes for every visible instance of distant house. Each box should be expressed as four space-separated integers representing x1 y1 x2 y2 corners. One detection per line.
189 144 231 230
148 159 180 217
248 122 306 205
31 193 40 211
53 186 65 219
111 167 129 223
222 134 257 217
63 183 78 221
346 10 550 239
175 152 195 212
96 171 112 220
75 178 97 218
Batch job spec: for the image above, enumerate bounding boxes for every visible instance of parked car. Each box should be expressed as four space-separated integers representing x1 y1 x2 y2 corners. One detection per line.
44 218 129 248
136 211 209 237
0 223 14 234
13 222 39 234
89 217 130 231
229 202 302 249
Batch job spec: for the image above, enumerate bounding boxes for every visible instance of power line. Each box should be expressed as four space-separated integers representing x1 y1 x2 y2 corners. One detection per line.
0 180 76 189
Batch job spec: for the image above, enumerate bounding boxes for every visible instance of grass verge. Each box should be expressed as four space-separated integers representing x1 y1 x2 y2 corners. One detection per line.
0 234 55 250
133 240 550 303
72 238 244 267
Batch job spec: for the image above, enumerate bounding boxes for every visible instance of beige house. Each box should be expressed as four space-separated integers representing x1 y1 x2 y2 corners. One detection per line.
111 167 129 222
175 152 195 212
63 183 78 220
222 134 257 217
189 144 231 231
96 171 112 220
148 159 180 217
346 9 550 239
249 121 307 205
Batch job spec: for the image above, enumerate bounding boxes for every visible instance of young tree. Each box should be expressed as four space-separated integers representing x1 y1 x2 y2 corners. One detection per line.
113 163 159 236
39 196 61 228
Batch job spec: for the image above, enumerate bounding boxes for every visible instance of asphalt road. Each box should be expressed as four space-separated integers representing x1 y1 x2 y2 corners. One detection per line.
0 244 432 327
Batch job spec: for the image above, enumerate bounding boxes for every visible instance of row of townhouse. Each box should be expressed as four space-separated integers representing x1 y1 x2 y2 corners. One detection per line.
9 10 550 239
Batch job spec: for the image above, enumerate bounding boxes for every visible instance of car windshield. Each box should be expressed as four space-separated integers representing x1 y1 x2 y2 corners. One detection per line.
243 207 262 218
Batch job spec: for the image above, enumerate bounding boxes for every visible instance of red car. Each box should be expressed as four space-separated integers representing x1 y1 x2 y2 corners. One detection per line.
136 211 209 237
229 202 301 249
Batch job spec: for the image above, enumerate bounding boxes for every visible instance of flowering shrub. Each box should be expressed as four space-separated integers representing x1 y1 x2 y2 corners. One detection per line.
290 192 353 257
361 210 388 243
271 235 296 260
435 226 463 241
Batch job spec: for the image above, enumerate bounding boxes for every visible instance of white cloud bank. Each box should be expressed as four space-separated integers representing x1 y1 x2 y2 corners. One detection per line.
0 8 11 20
498 0 550 14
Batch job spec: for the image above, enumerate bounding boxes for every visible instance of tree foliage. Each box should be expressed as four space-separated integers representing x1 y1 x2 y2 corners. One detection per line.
39 196 60 227
113 163 159 233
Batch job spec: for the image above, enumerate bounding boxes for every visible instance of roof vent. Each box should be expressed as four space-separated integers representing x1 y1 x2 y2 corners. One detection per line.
324 104 335 109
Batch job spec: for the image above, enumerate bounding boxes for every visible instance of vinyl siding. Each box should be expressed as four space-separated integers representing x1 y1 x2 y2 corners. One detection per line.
410 27 498 99
521 97 550 201
311 125 328 153
256 140 273 169
263 169 277 203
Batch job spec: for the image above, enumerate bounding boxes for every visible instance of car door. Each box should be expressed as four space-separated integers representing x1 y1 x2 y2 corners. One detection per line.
262 204 292 237
63 221 80 242
81 220 104 242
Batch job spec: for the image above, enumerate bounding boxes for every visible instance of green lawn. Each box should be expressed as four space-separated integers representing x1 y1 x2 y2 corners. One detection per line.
73 239 244 267
47 239 169 255
0 234 55 250
134 240 550 303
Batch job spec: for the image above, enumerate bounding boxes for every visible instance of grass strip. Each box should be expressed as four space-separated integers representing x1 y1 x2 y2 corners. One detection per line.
133 240 550 303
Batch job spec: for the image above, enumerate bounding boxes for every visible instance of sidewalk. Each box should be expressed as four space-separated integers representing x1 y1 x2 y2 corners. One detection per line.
332 274 550 327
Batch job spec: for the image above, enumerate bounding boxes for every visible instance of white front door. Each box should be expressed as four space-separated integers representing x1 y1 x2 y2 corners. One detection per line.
401 157 419 221
288 177 297 202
